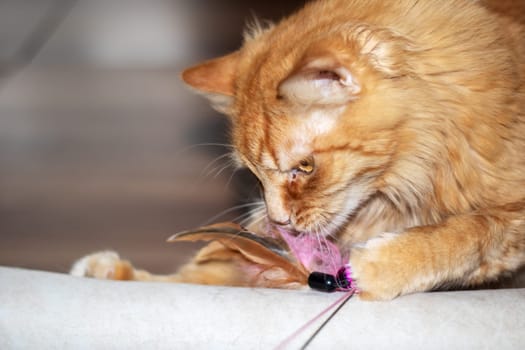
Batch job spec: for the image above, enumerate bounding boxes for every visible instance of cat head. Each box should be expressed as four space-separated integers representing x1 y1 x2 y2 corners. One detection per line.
181 1 513 238
182 25 411 237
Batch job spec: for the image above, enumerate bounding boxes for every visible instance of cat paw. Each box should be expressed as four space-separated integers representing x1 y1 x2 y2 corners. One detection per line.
70 251 134 280
350 233 410 300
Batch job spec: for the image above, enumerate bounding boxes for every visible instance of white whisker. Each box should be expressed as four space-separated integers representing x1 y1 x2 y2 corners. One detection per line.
224 167 243 190
212 160 236 179
235 206 266 225
238 203 266 224
242 210 269 232
204 202 265 225
175 143 233 156
201 153 233 178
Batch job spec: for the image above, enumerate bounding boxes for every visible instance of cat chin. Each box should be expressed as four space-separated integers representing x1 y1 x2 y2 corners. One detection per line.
295 212 351 240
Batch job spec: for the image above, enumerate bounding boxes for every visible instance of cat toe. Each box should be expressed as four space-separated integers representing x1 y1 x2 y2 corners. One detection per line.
349 233 405 300
70 251 133 280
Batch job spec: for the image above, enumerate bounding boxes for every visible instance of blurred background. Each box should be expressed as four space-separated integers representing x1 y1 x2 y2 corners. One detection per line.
0 0 306 274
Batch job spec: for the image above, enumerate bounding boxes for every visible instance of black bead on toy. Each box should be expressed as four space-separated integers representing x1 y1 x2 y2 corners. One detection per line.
308 265 353 292
308 272 338 292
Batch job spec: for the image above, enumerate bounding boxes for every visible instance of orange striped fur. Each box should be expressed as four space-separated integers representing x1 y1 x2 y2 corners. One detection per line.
74 0 525 300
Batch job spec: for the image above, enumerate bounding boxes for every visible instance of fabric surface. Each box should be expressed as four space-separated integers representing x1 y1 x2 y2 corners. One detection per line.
0 266 524 349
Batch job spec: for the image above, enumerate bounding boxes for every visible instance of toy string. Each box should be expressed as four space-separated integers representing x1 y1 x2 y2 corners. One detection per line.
274 289 355 350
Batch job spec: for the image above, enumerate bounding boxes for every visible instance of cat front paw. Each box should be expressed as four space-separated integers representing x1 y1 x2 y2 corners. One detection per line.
70 251 134 280
350 233 412 300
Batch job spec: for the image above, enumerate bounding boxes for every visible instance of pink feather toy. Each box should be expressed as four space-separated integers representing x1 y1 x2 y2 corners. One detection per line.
169 222 356 292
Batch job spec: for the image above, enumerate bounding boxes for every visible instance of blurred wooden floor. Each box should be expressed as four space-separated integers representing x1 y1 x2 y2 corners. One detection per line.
0 0 304 274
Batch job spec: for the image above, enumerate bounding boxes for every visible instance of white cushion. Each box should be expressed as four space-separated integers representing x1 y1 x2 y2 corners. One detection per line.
0 266 523 349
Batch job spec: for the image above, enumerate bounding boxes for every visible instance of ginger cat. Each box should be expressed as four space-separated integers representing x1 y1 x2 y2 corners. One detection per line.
72 0 525 300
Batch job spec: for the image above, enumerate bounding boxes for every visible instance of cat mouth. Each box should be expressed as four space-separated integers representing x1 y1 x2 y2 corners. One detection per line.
272 218 343 240
275 225 347 275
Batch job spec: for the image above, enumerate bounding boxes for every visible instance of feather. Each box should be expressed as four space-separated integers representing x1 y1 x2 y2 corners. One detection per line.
167 222 309 287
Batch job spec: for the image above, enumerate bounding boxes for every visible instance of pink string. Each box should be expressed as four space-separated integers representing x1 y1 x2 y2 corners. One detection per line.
274 289 355 350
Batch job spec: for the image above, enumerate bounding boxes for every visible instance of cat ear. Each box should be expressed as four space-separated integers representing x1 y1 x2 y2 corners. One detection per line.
181 52 239 112
278 56 360 107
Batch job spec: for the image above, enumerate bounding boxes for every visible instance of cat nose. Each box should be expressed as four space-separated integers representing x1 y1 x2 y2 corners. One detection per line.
263 186 292 227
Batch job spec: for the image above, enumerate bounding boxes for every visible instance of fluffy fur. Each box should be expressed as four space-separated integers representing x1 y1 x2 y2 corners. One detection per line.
73 0 525 300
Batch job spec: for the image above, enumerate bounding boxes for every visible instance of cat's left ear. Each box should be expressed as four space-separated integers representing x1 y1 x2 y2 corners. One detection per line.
181 52 239 112
278 55 361 107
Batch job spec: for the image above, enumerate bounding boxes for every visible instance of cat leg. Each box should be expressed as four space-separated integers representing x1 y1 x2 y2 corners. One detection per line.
349 201 525 300
70 251 182 282
69 249 235 284
70 242 303 288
